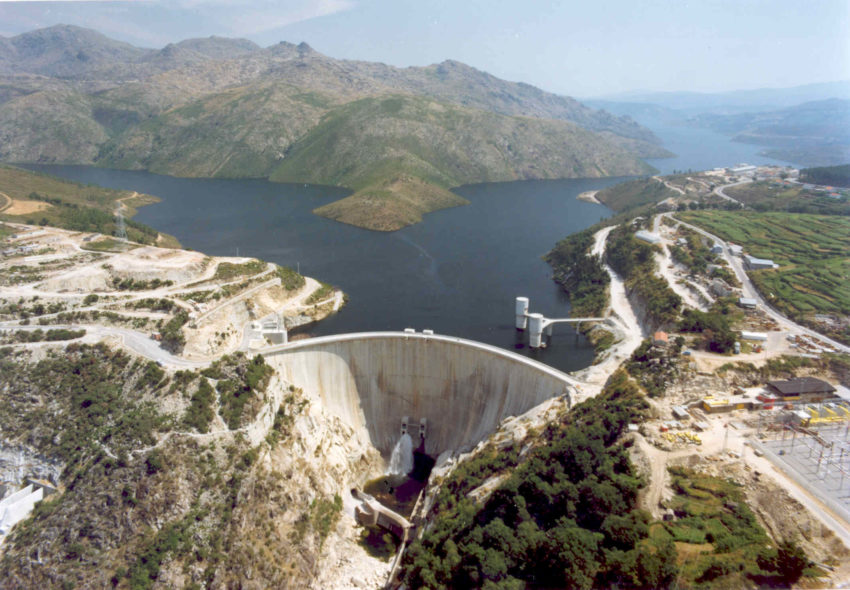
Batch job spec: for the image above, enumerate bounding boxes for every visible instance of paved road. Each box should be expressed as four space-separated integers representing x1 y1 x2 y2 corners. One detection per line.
664 212 850 353
713 178 748 206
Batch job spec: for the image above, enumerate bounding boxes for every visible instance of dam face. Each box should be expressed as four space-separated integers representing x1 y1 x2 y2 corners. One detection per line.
264 332 576 458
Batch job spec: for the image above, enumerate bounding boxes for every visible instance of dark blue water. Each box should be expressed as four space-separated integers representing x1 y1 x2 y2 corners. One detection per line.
20 165 624 373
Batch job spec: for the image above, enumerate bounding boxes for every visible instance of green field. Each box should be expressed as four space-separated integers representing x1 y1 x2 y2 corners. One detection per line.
725 181 850 215
662 467 813 587
80 237 139 253
678 210 850 328
595 177 677 212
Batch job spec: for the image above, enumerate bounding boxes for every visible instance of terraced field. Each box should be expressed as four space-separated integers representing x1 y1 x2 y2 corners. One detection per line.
678 210 850 322
725 181 850 215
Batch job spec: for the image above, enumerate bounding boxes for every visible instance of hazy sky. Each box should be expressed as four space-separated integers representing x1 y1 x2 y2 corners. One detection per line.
0 0 848 97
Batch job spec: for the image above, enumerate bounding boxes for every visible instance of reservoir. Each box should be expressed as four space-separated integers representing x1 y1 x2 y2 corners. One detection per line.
639 117 790 174
20 165 622 373
20 122 772 373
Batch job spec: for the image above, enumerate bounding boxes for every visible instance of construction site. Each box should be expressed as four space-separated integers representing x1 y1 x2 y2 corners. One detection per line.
624 359 850 580
755 406 850 524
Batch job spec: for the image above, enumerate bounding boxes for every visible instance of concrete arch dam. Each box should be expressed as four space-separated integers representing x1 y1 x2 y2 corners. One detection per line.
263 332 578 458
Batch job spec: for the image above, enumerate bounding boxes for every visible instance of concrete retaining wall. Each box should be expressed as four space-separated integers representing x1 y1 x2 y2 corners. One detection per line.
263 332 576 457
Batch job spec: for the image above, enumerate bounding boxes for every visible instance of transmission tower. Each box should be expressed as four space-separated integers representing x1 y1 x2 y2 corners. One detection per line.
115 203 128 242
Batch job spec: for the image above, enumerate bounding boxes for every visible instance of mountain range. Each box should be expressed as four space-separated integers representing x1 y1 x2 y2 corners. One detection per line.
685 99 850 166
0 25 669 230
591 80 850 116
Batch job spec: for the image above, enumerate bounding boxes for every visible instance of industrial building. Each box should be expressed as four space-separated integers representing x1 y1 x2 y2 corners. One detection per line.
743 254 777 270
701 394 760 414
738 297 757 309
698 379 840 416
728 164 757 175
635 230 661 245
765 377 837 403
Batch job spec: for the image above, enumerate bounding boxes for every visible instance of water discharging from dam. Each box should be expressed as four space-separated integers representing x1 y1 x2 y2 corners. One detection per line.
388 434 414 476
264 332 578 463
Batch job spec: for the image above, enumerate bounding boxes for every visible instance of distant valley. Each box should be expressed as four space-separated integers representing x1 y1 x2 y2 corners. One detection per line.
0 25 668 230
588 82 850 168
685 99 850 166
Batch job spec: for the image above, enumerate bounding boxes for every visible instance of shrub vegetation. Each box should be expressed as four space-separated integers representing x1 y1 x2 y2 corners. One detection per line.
399 370 678 589
606 225 682 327
665 466 811 587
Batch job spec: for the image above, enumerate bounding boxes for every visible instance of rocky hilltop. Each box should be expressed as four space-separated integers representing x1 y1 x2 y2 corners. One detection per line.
0 25 670 229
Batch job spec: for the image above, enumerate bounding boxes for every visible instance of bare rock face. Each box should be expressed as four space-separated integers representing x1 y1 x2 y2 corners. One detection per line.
105 247 210 284
0 442 62 486
280 395 392 590
36 263 113 293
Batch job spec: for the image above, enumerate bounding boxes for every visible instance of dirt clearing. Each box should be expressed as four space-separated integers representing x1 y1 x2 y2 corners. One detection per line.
5 200 51 215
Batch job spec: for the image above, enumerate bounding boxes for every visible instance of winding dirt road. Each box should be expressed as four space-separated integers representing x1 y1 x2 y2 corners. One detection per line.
574 225 647 396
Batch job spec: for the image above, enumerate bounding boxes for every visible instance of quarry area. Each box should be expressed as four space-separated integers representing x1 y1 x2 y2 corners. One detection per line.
0 222 344 362
1 167 850 589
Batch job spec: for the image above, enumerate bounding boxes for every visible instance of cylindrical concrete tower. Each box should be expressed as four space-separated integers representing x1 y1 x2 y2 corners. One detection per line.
515 297 529 330
528 313 545 348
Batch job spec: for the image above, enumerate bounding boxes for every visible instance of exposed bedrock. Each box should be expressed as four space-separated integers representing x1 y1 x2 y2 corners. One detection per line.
264 332 577 459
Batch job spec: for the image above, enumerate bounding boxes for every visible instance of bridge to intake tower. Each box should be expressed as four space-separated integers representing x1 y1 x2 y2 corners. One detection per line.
515 296 606 348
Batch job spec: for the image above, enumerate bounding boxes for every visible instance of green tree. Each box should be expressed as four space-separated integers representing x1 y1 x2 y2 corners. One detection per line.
758 539 808 584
